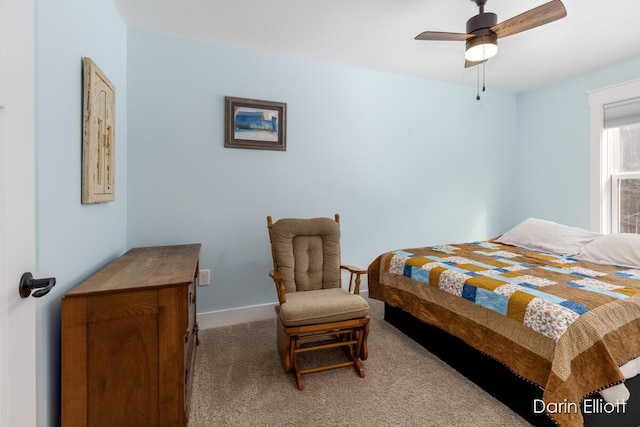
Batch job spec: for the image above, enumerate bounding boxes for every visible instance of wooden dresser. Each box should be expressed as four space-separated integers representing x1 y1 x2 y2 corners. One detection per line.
61 244 201 427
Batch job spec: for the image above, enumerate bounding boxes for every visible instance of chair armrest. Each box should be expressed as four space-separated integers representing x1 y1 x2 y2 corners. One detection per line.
269 270 287 304
341 265 367 275
340 264 367 295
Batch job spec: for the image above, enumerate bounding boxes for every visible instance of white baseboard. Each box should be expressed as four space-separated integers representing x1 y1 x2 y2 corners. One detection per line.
197 289 368 330
197 302 277 330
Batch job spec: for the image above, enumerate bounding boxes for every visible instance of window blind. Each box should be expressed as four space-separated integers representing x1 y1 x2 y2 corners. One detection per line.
604 97 640 128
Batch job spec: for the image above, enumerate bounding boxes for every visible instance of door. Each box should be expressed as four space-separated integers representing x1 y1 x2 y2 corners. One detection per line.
0 0 37 426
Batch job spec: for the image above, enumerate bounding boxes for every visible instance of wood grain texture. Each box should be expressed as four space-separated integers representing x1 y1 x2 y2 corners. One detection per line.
88 316 159 427
87 289 158 323
66 244 201 296
61 297 88 427
492 0 567 39
158 286 188 425
61 244 200 426
82 57 116 204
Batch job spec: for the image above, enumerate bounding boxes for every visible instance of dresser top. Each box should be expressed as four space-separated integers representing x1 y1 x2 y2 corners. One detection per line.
65 244 201 297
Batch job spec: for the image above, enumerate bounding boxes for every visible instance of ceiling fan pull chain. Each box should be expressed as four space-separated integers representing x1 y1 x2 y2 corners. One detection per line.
483 63 486 92
476 66 481 100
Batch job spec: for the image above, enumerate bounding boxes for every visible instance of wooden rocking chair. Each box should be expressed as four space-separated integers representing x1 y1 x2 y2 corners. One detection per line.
267 214 370 390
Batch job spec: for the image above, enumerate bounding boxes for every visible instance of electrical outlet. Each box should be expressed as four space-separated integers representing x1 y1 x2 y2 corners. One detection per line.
199 269 210 286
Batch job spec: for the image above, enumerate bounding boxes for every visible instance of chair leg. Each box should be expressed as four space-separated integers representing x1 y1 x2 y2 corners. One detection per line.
290 335 298 378
292 337 304 390
359 322 369 361
354 359 365 378
294 371 304 390
344 346 365 378
277 318 293 373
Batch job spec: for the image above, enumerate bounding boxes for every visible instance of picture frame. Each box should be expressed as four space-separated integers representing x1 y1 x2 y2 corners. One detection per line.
224 97 287 151
82 57 116 204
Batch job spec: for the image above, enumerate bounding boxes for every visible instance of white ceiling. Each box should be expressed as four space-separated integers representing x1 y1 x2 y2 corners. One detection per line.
113 0 640 93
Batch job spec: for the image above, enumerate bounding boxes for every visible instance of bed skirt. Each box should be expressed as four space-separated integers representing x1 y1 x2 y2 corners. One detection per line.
384 302 640 427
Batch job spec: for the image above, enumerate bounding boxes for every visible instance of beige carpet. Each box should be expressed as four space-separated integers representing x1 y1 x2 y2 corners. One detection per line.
189 298 532 426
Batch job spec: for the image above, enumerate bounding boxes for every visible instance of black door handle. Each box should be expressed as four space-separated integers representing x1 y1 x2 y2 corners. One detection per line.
19 272 56 298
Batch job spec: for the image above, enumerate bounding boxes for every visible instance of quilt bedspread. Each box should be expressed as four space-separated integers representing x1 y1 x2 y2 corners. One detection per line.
368 241 640 427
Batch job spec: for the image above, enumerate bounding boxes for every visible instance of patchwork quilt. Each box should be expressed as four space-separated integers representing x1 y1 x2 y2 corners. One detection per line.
368 241 640 427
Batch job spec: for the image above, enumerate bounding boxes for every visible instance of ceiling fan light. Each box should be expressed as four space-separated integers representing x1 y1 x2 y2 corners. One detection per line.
465 35 498 62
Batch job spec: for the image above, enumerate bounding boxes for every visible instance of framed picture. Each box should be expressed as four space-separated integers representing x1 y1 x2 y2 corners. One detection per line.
225 97 286 151
82 57 116 204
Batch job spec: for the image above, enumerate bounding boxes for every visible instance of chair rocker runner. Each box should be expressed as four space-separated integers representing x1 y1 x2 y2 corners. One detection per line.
267 214 370 390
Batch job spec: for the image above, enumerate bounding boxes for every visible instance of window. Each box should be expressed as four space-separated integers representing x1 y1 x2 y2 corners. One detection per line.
608 122 640 232
589 79 640 233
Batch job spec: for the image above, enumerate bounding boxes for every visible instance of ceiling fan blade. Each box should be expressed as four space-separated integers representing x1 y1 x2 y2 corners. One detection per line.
415 31 472 41
492 0 567 39
465 59 488 69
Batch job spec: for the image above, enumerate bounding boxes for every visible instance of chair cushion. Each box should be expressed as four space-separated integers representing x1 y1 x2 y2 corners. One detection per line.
270 217 341 293
278 288 369 327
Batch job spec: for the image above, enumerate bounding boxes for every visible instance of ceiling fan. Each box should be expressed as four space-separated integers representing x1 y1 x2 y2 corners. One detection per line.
415 0 567 68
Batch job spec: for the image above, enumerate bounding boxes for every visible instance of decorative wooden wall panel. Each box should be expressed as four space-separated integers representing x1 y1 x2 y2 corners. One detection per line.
82 57 116 204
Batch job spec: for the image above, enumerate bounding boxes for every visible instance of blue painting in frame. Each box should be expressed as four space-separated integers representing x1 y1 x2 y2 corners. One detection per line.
224 96 287 151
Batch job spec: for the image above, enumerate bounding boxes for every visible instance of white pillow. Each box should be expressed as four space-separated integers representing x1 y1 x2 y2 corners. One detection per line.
495 218 601 256
577 233 640 268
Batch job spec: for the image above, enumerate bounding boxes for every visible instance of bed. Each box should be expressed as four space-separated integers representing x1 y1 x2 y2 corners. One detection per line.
367 219 640 427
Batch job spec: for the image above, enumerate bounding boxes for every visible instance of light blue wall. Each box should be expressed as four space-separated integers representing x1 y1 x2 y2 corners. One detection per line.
35 0 127 425
127 30 518 314
516 55 640 229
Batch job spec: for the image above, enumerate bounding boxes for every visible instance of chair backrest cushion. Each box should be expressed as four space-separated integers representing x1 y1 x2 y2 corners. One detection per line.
270 217 341 293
